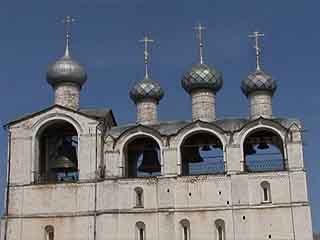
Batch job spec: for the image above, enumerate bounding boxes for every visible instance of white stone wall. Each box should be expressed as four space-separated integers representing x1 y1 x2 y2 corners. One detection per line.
136 99 158 125
54 84 80 110
191 90 216 122
4 108 314 240
249 91 273 119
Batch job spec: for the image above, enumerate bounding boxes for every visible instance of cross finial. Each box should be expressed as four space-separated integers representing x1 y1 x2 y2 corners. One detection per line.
139 34 154 79
62 16 75 57
194 23 206 64
248 31 265 71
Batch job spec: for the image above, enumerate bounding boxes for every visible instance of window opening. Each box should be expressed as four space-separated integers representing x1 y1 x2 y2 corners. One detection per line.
126 137 161 177
38 121 79 183
215 219 225 240
136 222 145 240
243 130 285 172
45 225 54 240
181 132 224 176
261 181 271 203
135 187 144 207
180 219 190 240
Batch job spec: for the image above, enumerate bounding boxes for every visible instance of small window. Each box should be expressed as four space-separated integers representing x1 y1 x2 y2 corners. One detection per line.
136 222 146 240
135 187 144 208
261 181 271 203
45 225 54 240
215 219 225 240
180 219 190 240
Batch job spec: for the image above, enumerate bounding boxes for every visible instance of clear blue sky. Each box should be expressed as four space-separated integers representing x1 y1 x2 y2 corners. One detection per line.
0 0 319 233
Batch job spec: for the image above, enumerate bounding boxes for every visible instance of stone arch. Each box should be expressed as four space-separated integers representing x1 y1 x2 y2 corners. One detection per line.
177 127 226 176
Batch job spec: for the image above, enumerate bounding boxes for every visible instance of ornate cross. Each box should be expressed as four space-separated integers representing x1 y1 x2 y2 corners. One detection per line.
140 34 154 79
62 16 75 57
194 23 206 64
248 31 265 71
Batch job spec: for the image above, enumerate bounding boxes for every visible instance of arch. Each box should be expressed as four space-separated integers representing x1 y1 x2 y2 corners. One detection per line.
44 225 54 240
241 126 286 172
178 129 225 176
261 181 271 203
122 133 162 178
31 115 83 180
180 219 190 240
214 219 225 240
136 221 146 240
134 187 144 207
35 119 79 183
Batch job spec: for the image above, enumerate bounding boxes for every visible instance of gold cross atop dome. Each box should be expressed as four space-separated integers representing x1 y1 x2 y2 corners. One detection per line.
194 23 206 64
140 34 154 79
248 31 265 71
62 16 75 57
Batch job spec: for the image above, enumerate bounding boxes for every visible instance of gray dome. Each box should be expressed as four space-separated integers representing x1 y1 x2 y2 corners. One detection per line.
130 77 164 103
241 70 277 97
181 63 223 94
47 55 87 88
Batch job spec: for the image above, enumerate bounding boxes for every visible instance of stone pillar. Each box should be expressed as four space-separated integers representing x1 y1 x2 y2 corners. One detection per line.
136 99 158 125
249 91 272 119
191 89 215 122
54 83 80 110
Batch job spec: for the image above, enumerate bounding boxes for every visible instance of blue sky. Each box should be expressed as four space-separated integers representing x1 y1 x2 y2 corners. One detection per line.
0 0 319 233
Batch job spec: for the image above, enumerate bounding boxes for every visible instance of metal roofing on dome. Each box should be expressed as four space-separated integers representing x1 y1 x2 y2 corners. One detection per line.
130 77 164 103
47 55 87 88
241 70 277 97
182 63 223 94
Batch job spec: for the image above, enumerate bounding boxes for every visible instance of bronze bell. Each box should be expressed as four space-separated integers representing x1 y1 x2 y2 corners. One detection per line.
137 149 161 174
245 144 256 155
188 147 204 163
51 155 76 171
257 142 269 150
201 145 211 151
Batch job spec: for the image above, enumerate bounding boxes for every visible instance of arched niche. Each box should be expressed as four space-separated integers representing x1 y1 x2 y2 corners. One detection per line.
36 119 79 183
124 135 162 177
243 128 285 172
180 131 224 176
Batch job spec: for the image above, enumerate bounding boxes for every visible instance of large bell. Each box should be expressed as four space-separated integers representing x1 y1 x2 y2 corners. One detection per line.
257 142 269 150
51 155 76 171
187 147 204 163
51 139 77 171
201 145 211 151
137 149 161 174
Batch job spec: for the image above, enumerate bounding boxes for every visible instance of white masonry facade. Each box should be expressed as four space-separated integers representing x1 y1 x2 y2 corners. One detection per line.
0 22 314 240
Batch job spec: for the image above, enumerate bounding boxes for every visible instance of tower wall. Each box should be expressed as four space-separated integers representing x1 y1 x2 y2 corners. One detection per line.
191 89 216 122
249 91 273 119
136 99 158 125
54 83 80 110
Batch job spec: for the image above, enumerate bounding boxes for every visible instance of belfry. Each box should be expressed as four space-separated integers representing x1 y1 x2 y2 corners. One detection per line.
1 18 314 240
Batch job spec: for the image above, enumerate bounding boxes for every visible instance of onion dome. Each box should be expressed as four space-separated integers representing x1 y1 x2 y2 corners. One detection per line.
241 69 277 97
47 54 87 88
46 16 87 88
182 63 223 94
130 77 164 103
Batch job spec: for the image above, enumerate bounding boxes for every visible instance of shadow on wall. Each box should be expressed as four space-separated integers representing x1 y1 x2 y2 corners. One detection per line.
314 233 320 240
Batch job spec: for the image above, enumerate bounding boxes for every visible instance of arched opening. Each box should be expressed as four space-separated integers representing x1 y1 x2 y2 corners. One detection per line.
243 129 285 172
261 181 271 203
134 187 144 208
37 120 79 183
214 219 225 240
45 225 54 240
180 219 190 240
180 132 224 176
136 221 146 240
125 136 161 178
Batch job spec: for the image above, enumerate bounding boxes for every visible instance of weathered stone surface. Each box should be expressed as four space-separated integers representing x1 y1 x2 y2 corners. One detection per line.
191 89 216 122
249 91 273 119
54 84 80 110
136 99 158 125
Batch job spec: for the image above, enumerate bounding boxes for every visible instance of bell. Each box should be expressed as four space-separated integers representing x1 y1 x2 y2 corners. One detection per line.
137 149 161 174
51 155 76 171
201 145 211 151
245 144 256 155
257 142 269 150
188 147 204 163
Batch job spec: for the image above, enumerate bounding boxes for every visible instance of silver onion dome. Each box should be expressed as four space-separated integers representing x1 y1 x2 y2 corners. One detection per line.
181 63 223 94
47 55 87 88
130 77 164 103
241 70 277 97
